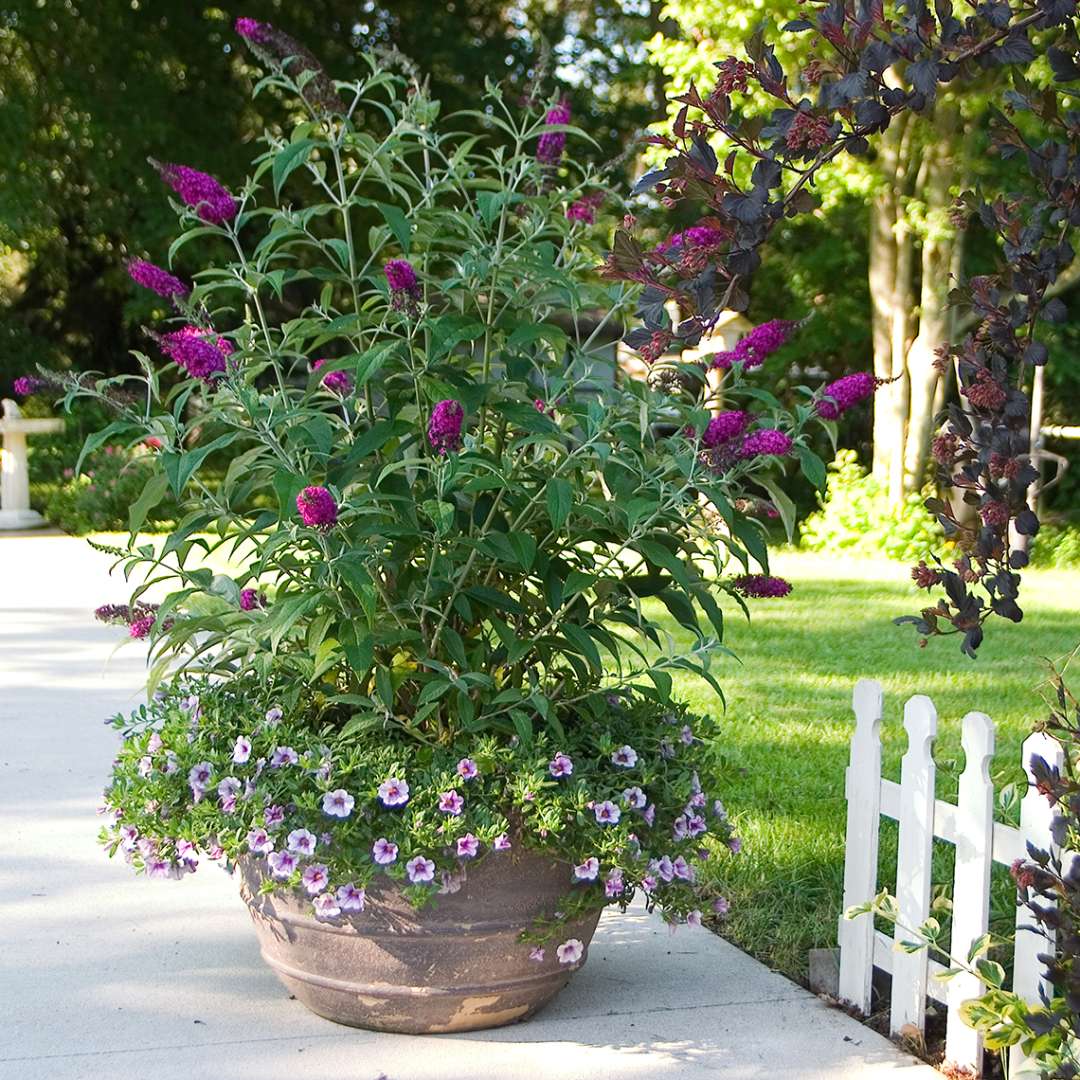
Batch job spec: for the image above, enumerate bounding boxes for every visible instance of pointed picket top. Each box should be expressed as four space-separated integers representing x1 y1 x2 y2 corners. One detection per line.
960 711 995 784
902 695 938 757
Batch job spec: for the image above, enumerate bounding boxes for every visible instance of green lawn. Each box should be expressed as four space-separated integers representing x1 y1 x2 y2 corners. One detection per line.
648 550 1080 982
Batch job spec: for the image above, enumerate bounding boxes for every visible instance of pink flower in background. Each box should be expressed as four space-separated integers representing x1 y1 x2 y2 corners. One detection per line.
731 574 792 599
372 838 398 865
268 850 298 879
573 857 600 882
270 746 299 768
438 790 464 816
234 17 272 43
313 358 354 395
301 863 329 894
378 778 410 808
337 883 366 912
740 429 792 458
556 938 584 965
428 399 464 455
537 102 571 164
565 191 604 224
313 892 340 919
287 829 317 856
322 789 355 818
815 371 877 420
152 160 238 224
247 827 274 854
548 752 573 778
593 800 621 826
610 745 638 768
406 855 436 884
456 833 480 859
456 758 479 781
656 224 725 256
127 258 190 300
296 486 338 528
232 735 252 763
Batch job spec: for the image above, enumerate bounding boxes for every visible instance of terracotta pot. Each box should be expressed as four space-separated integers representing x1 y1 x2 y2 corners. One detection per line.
237 849 602 1034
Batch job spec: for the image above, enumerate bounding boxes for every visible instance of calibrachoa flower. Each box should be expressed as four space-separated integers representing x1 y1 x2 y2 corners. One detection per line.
313 892 340 919
815 371 877 420
428 399 464 455
337 883 366 912
556 938 584 965
264 804 285 828
270 746 299 768
406 855 436 884
456 833 480 859
605 868 625 898
188 762 212 790
456 757 479 781
731 574 792 599
573 857 600 882
152 160 237 224
611 745 638 768
623 786 647 809
686 910 703 928
264 706 283 726
126 258 189 300
529 946 545 962
296 486 338 528
158 326 232 382
287 828 317 856
438 790 464 815
549 752 573 778
312 358 353 395
536 102 571 164
740 429 792 458
712 896 731 916
593 800 621 826
372 837 398 865
493 833 512 851
232 736 252 764
267 849 298 879
301 863 329 895
672 855 694 881
247 827 274 854
378 778 409 808
701 410 750 449
322 789 354 817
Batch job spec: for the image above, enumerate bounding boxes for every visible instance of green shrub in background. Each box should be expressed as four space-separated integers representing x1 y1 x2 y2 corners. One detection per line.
799 449 943 562
45 443 179 535
1030 523 1080 569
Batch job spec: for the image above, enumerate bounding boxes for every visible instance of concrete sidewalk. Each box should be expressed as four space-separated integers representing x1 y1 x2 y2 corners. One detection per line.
0 533 941 1080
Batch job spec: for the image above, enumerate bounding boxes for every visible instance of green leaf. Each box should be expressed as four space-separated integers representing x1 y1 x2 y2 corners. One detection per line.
128 472 170 535
161 432 236 497
377 202 411 254
756 474 798 543
561 622 602 670
273 139 316 199
796 446 827 490
546 477 572 531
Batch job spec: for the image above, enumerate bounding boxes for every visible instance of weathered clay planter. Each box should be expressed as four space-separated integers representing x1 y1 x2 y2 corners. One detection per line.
238 850 602 1034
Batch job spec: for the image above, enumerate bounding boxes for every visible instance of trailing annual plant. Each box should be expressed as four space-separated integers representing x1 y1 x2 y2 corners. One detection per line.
50 21 855 955
604 0 1080 656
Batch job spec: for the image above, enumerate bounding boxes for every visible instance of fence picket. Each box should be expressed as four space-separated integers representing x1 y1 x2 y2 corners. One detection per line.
890 694 938 1036
944 711 995 1075
1010 731 1065 1078
837 679 884 1012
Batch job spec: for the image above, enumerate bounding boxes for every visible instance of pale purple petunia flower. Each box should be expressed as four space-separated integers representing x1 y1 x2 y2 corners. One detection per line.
232 735 252 764
406 855 436 884
322 789 355 818
138 756 153 778
312 892 340 920
188 762 212 789
548 752 573 778
529 946 545 962
147 858 175 880
268 850 299 879
573 857 600 882
680 725 695 746
556 938 584 965
712 896 731 916
119 824 139 851
659 739 676 760
605 868 625 898
654 855 674 882
623 786 647 810
337 883 366 912
265 706 283 726
378 777 410 807
643 804 656 826
438 790 464 815
593 800 621 826
673 815 689 840
177 840 199 867
287 828 317 856
687 910 703 928
611 745 638 768
270 746 299 768
672 855 695 882
372 837 398 865
456 758 479 781
247 827 274 854
217 776 241 800
301 863 329 895
493 833 512 851
456 833 480 859
147 732 164 754
264 804 285 828
728 836 742 854
641 873 658 893
712 798 727 819
687 814 708 838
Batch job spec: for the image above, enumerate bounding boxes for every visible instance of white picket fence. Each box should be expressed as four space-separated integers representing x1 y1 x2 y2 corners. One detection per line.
837 679 1064 1077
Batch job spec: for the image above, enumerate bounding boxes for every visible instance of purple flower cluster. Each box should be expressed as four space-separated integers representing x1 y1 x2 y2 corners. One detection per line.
536 102 571 164
656 225 724 256
152 161 237 225
814 372 877 420
12 375 45 396
312 359 354 396
234 17 342 113
740 428 792 458
239 588 266 612
566 192 604 225
428 399 464 455
158 327 233 382
296 486 338 529
710 319 796 371
384 259 418 293
731 574 792 598
701 410 749 450
127 258 190 300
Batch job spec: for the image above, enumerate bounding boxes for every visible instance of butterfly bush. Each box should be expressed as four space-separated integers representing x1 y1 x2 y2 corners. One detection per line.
62 29 836 951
